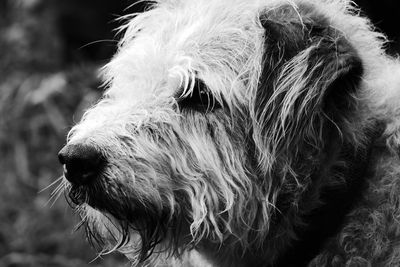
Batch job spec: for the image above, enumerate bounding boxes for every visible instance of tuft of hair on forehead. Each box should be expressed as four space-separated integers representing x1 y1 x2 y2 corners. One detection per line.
101 0 268 109
101 0 385 109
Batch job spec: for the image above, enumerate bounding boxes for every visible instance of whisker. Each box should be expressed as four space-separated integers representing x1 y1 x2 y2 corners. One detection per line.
49 183 68 208
88 253 103 264
79 39 118 50
44 181 67 207
75 213 89 231
38 175 64 193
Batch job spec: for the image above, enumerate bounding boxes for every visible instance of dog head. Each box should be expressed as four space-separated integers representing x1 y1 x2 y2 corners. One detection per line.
58 0 383 265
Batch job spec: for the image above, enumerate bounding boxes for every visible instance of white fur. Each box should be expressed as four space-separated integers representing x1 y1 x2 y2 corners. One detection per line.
64 0 400 266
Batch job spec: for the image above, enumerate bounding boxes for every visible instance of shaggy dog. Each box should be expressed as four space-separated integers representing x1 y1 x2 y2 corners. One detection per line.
58 0 400 266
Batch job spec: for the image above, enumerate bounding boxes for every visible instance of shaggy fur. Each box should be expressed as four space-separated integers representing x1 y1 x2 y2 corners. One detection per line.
58 0 400 266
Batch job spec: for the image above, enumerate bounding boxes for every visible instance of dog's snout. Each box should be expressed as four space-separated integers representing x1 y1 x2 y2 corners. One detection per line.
58 143 104 185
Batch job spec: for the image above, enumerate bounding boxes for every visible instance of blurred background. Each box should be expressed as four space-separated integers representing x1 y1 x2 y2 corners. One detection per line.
0 0 398 266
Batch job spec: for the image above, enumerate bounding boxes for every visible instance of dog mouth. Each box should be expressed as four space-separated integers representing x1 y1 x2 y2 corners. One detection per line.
62 172 106 207
66 174 111 209
67 184 111 213
66 177 142 223
67 184 90 206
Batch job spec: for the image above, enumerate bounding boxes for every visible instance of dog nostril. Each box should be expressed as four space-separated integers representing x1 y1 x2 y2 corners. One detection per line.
58 143 104 185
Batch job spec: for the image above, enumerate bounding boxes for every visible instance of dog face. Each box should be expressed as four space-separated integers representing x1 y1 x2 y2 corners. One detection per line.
58 0 381 265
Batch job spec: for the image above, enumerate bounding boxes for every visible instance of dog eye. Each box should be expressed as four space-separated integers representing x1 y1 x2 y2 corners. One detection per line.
178 78 221 112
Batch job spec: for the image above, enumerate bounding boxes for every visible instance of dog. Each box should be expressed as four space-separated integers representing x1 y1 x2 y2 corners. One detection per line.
57 0 400 266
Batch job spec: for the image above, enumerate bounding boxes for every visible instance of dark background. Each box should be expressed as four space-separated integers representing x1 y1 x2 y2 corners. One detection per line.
0 1 398 266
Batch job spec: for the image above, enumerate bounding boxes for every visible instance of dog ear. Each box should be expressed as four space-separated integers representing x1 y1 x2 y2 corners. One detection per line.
254 4 363 159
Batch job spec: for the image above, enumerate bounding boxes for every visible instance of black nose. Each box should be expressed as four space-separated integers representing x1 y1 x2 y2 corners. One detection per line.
58 143 104 185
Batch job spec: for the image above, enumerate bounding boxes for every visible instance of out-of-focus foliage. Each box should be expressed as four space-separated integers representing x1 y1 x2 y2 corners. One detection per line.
0 0 130 266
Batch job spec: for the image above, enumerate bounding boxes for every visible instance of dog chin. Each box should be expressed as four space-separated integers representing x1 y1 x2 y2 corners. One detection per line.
78 204 135 247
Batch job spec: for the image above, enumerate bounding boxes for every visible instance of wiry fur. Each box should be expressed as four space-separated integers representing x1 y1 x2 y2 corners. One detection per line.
60 0 400 266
